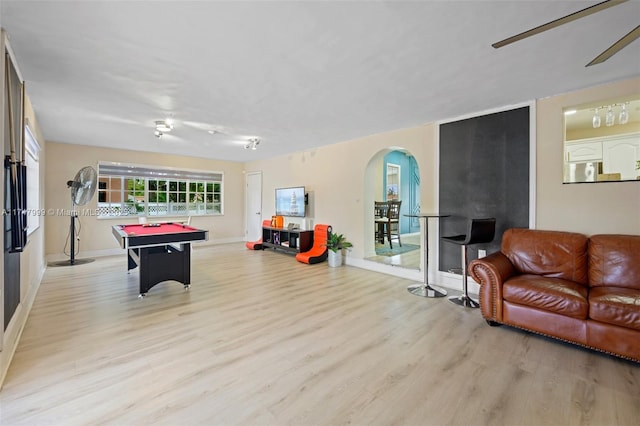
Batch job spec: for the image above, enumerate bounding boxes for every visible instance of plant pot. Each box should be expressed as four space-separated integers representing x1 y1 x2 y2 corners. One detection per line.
328 250 342 267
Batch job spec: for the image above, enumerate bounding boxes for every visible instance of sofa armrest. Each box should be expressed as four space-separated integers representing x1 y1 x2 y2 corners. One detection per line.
469 252 515 322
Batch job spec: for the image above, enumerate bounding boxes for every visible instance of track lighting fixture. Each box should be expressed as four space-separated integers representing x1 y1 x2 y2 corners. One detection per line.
155 120 173 133
619 103 629 125
605 106 615 127
592 103 630 129
154 119 173 138
592 107 601 128
244 138 260 150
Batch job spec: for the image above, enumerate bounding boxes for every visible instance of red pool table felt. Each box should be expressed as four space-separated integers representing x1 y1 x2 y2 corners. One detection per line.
120 223 196 236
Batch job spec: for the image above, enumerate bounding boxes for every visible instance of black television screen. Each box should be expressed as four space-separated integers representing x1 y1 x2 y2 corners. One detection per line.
275 186 305 217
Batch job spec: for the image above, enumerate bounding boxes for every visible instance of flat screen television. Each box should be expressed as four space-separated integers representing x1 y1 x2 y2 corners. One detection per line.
275 186 305 217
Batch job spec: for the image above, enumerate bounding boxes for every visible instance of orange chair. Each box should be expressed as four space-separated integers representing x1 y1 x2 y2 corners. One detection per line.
296 224 332 264
246 220 271 250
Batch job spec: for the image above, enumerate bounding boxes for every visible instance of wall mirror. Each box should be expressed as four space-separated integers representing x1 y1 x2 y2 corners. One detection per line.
386 163 400 199
563 97 640 183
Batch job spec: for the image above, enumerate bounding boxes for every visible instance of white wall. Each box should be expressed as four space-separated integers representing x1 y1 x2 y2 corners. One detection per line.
536 77 640 233
245 124 437 282
246 124 438 261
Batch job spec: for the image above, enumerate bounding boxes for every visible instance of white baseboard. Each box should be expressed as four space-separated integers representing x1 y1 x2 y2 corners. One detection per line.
198 237 244 246
436 271 480 296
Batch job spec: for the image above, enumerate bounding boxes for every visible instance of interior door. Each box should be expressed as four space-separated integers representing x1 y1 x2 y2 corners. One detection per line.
245 172 262 241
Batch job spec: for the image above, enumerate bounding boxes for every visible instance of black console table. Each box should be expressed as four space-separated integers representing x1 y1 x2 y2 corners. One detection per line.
262 226 313 254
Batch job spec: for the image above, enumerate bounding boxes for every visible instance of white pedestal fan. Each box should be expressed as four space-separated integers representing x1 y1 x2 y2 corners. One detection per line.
48 166 98 267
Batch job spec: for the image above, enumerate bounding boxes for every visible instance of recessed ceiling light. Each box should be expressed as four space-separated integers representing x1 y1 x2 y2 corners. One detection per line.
564 109 577 116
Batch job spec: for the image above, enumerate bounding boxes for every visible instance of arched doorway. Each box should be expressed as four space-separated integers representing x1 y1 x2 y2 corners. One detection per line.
363 147 421 270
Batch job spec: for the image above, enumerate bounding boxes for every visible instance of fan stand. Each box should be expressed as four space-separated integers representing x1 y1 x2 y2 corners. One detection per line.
48 211 95 267
48 165 98 267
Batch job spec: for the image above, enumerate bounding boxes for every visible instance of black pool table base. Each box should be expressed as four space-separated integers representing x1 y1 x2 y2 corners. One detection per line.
128 243 192 297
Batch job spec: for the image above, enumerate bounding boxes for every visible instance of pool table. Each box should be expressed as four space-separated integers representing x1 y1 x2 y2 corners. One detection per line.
112 223 208 297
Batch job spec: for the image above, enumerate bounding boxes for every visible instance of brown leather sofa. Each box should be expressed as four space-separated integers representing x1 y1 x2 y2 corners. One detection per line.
469 228 640 363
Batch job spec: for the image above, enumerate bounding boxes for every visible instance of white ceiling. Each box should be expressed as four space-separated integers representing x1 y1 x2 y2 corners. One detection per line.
2 1 639 162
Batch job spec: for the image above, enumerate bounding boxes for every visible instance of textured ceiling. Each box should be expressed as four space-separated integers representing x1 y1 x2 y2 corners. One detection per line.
2 1 639 162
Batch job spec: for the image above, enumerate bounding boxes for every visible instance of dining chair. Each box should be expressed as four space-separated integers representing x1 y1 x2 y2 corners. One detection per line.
385 200 402 249
374 201 389 244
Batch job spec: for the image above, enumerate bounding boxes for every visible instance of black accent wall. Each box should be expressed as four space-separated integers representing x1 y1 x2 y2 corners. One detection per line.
439 106 530 272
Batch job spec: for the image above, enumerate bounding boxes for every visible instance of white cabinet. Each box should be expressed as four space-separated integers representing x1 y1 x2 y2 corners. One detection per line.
602 136 640 180
565 141 602 162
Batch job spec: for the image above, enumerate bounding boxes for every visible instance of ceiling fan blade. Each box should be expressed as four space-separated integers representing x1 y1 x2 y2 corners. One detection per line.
586 25 640 66
492 0 628 49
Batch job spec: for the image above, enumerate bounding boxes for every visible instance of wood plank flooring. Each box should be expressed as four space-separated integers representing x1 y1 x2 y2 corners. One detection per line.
366 233 420 269
1 242 639 425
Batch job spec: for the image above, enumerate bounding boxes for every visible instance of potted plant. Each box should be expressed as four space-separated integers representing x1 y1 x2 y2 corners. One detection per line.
324 232 353 267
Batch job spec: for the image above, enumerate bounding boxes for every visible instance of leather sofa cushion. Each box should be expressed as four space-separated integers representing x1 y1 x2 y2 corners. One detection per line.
503 274 589 319
502 228 588 285
589 287 640 331
589 234 640 290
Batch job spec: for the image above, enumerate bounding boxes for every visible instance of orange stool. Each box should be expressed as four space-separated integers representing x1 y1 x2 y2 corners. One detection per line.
296 224 331 264
246 220 271 250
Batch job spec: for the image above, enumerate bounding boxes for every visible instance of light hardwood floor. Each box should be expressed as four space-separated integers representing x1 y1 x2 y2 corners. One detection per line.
1 242 639 425
366 233 420 269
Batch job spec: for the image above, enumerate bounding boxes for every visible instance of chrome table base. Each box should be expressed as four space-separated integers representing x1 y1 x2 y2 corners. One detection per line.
403 213 451 299
407 283 447 298
449 294 480 308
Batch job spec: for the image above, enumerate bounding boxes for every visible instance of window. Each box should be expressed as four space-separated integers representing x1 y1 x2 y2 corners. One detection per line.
25 124 40 234
97 162 223 218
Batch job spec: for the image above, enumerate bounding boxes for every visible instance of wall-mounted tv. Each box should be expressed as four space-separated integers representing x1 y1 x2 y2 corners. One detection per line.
275 186 305 217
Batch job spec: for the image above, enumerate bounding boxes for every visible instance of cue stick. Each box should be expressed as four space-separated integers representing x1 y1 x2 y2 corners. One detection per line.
5 52 22 249
5 52 17 169
21 82 25 163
